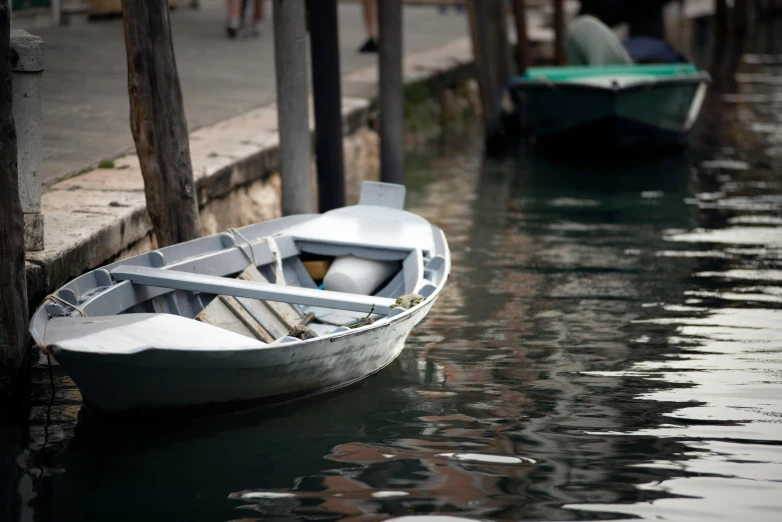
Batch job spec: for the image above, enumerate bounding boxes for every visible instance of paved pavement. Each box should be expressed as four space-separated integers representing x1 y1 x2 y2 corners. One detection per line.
31 0 470 186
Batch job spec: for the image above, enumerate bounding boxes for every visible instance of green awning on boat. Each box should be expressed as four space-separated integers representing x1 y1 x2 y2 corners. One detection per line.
523 64 700 81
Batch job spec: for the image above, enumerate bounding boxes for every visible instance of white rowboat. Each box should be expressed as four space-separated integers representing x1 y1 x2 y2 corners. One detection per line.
29 182 450 420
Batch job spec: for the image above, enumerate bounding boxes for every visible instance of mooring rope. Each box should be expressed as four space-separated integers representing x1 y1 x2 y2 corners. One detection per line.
227 228 286 285
264 236 287 286
227 227 259 267
44 293 87 317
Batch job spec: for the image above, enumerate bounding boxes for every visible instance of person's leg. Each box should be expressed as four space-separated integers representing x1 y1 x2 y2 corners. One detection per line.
364 0 377 39
226 0 242 38
246 0 264 37
241 0 249 26
359 0 378 52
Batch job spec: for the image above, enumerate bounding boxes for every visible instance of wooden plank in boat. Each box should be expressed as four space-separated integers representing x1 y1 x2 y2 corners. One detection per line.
195 265 305 342
236 265 302 330
195 299 260 341
219 296 276 343
234 296 290 340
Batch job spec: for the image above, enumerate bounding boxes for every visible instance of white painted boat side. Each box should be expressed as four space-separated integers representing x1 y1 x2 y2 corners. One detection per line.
53 295 438 413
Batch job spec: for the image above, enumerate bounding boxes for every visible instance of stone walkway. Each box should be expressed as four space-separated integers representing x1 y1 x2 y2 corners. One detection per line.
29 0 470 186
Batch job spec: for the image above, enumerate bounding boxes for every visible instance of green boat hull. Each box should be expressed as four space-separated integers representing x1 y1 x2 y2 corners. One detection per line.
509 64 710 150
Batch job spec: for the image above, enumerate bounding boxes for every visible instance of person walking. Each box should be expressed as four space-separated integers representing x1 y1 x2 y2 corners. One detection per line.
226 0 265 39
358 0 378 53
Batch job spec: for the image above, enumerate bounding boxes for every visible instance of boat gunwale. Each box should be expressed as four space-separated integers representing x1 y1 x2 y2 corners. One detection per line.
42 262 446 359
32 228 450 354
508 72 711 95
49 290 439 366
31 213 449 347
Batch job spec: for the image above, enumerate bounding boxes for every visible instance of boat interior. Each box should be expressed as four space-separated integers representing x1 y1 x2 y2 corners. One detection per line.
32 185 450 347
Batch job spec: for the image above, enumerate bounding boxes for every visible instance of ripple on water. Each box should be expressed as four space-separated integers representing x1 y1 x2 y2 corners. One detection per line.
666 226 782 247
436 453 537 465
11 38 782 522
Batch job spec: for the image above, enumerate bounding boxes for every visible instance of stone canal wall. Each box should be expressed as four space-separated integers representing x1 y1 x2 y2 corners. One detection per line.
25 37 479 307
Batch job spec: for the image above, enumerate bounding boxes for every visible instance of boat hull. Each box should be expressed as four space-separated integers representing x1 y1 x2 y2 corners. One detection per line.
55 294 437 419
510 74 709 151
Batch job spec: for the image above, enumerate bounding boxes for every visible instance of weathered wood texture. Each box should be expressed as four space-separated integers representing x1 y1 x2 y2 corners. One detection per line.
121 0 202 247
466 0 513 146
466 0 500 137
553 0 566 65
0 0 29 388
487 0 511 87
378 0 405 185
273 0 313 215
512 0 531 74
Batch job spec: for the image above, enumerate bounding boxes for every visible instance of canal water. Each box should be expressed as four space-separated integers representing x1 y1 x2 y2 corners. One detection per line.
5 20 782 522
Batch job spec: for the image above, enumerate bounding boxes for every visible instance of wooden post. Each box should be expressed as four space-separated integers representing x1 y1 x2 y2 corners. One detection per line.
121 0 202 248
273 0 313 215
307 0 345 212
487 0 512 87
0 0 29 393
466 0 500 139
734 0 752 40
378 0 405 185
715 0 729 39
511 0 531 74
553 0 566 65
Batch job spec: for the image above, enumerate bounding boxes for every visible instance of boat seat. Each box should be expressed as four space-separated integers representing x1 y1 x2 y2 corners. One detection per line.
195 265 305 343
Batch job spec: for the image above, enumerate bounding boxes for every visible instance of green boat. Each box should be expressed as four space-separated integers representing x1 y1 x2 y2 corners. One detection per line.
509 64 710 151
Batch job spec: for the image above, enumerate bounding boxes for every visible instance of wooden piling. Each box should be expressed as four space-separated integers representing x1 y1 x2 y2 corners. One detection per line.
487 0 512 87
466 0 501 140
273 0 313 215
308 0 345 212
714 0 729 39
0 0 29 393
553 0 566 65
378 0 405 185
511 0 531 74
734 0 752 40
121 0 202 247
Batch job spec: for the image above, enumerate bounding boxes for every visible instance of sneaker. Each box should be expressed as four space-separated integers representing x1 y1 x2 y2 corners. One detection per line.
226 15 240 39
243 24 261 38
358 37 378 53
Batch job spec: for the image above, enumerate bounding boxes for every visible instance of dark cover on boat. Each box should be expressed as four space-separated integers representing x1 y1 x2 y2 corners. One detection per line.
622 37 689 64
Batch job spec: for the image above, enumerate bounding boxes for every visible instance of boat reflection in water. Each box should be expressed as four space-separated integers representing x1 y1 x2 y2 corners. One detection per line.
14 16 782 522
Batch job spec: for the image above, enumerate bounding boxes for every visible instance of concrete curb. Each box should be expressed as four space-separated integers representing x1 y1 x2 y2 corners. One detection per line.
25 35 476 307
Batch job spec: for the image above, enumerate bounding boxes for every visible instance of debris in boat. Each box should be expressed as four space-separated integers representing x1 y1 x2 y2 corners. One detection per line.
302 259 332 282
347 303 375 329
289 324 317 340
390 293 424 310
347 317 374 329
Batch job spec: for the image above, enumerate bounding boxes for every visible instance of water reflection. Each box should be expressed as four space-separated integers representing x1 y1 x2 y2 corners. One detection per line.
4 14 782 522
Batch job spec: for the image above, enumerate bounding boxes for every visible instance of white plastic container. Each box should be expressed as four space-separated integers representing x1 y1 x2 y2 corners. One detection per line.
323 255 398 296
